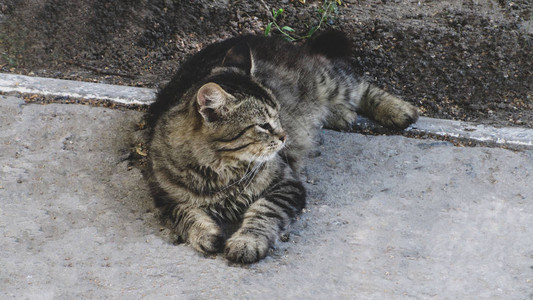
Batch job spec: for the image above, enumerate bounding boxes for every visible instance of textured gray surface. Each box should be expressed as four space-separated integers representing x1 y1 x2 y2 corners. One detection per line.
1 95 532 299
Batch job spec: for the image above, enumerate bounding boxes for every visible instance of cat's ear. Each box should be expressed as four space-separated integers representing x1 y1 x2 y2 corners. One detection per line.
197 83 229 122
221 42 252 74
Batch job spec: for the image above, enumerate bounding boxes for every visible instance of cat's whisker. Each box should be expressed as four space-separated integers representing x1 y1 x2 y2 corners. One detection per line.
239 166 257 187
242 160 265 191
240 157 255 179
241 155 264 185
218 154 259 192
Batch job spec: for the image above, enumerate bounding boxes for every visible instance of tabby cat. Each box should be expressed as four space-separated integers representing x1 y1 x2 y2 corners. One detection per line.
146 31 418 264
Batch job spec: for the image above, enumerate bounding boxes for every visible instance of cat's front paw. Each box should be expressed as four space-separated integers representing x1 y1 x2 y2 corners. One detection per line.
224 232 270 264
188 225 225 254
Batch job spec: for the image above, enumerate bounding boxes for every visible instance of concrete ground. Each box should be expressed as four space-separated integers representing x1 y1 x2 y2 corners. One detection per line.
1 93 532 299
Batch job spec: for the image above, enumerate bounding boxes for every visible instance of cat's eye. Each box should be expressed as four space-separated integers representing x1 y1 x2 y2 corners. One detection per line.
258 123 273 131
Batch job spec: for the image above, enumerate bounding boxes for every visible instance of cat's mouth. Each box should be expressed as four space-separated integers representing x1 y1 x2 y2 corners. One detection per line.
256 139 286 162
235 139 285 163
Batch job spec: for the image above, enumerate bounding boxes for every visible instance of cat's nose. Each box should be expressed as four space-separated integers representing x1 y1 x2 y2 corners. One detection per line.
279 134 287 143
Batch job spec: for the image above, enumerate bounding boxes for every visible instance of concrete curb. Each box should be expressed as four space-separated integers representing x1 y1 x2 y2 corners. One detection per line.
408 117 533 149
1 72 532 150
0 73 155 106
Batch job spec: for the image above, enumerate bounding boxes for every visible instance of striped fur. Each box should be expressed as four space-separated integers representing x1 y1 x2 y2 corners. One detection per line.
147 32 418 264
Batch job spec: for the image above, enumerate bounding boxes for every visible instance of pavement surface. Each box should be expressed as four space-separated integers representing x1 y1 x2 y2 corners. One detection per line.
1 88 533 299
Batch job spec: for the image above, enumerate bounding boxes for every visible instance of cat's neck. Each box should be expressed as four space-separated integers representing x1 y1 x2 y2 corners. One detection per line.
179 158 273 198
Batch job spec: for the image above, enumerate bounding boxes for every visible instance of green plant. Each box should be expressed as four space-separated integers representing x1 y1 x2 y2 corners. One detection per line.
0 32 19 68
1 52 17 67
264 0 342 41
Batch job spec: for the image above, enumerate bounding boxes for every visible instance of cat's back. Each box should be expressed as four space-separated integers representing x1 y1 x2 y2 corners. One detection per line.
148 35 298 124
154 31 349 111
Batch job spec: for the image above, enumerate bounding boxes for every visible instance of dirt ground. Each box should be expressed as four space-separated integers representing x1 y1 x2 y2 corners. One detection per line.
0 0 532 127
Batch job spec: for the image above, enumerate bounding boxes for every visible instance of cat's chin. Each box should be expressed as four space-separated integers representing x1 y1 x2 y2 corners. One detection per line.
255 152 278 163
239 150 280 164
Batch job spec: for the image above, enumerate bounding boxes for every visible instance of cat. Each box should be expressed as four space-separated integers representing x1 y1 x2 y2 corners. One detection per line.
145 31 418 264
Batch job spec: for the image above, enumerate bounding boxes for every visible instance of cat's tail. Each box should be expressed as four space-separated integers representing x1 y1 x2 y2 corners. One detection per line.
304 30 352 58
356 81 419 129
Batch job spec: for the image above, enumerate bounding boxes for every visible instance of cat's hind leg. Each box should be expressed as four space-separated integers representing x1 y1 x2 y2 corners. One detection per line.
323 101 359 131
357 82 418 129
320 75 360 131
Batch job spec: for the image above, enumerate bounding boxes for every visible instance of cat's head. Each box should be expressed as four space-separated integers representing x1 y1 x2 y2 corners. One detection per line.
194 43 287 164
